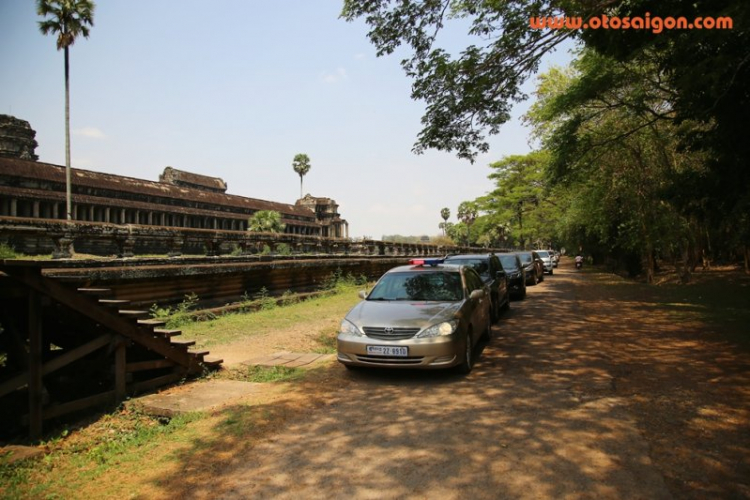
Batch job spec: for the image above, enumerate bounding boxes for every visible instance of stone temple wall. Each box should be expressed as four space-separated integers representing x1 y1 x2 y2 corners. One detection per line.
0 115 38 161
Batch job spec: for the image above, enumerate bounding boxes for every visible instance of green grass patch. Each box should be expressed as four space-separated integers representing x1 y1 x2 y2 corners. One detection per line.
229 365 306 383
181 286 364 348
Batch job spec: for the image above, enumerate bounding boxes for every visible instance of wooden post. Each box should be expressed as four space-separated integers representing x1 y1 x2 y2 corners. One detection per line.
28 290 43 440
115 338 126 403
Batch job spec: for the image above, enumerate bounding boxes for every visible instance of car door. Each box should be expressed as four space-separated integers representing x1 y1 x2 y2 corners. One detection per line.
463 268 490 344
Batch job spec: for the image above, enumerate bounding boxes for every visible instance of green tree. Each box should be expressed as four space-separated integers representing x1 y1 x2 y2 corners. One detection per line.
457 201 478 246
440 207 450 235
292 153 311 199
527 49 706 281
341 0 572 161
37 0 95 221
248 210 286 233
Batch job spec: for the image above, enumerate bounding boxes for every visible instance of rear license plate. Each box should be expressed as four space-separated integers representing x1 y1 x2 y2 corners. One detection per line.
367 345 408 357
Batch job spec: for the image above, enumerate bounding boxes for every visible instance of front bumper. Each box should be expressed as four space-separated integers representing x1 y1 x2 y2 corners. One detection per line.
337 333 463 369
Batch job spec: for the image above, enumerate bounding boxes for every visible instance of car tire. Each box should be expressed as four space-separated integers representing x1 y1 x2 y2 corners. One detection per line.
490 296 500 324
456 332 474 374
549 269 554 275
501 294 510 311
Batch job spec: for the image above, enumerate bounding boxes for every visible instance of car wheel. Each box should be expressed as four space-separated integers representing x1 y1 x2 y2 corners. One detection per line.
531 272 538 286
490 296 500 324
456 332 474 374
549 269 554 275
538 271 544 282
501 294 510 311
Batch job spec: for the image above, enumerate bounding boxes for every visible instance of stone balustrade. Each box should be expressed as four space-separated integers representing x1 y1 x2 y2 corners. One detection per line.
0 216 502 259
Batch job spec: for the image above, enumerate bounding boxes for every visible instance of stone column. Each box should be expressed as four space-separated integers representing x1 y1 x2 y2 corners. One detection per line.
10 198 17 217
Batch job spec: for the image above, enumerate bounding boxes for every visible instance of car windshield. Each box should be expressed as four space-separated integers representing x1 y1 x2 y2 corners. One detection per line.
498 255 519 270
367 271 463 302
516 252 532 264
537 251 550 258
444 258 489 277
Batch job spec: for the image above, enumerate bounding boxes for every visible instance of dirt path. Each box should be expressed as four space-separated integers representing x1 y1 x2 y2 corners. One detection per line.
153 261 750 499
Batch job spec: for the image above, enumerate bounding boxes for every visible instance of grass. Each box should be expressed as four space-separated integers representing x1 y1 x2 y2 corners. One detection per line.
180 286 363 349
0 284 365 499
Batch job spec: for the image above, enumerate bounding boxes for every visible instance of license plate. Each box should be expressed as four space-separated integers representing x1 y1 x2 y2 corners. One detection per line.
367 345 408 357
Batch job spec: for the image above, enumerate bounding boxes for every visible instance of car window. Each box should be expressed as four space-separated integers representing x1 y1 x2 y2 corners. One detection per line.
463 268 484 292
368 271 463 301
517 253 532 264
444 258 489 277
537 251 549 258
498 255 519 270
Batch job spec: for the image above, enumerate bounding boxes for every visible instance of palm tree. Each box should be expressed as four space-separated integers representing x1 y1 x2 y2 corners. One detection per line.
248 210 286 233
292 153 311 199
37 0 95 221
457 201 478 246
440 207 450 235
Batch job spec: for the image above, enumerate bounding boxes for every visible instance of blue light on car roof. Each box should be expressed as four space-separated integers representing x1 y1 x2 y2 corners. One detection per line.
409 258 444 267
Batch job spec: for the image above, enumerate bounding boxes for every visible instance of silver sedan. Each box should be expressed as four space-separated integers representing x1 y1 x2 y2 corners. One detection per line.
337 260 491 374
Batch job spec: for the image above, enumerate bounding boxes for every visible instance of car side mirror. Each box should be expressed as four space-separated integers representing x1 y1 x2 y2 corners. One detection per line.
358 290 368 299
496 270 506 279
469 289 485 300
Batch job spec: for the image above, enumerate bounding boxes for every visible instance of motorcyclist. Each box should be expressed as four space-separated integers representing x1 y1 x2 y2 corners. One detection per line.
575 254 584 269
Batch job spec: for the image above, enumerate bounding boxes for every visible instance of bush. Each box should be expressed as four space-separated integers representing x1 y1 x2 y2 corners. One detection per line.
149 293 200 329
0 243 18 259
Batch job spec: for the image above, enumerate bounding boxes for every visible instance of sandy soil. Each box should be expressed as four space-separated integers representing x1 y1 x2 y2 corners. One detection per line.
150 261 750 499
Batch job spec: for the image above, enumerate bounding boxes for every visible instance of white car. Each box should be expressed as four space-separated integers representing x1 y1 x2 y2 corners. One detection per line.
535 250 554 275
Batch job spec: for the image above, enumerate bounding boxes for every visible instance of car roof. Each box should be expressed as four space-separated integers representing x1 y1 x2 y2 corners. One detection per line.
444 253 495 260
386 263 464 274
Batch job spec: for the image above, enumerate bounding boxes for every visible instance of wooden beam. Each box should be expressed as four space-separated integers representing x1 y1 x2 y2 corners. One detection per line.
0 333 114 399
28 291 43 440
126 359 176 372
20 390 117 423
115 339 126 403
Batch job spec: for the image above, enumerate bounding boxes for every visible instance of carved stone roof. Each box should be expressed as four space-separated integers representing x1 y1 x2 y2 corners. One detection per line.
0 157 317 221
159 166 227 193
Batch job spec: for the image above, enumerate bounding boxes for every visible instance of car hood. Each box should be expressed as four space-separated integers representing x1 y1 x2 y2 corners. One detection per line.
346 300 464 329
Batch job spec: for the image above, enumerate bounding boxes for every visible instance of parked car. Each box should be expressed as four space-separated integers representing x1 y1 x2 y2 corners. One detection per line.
497 253 526 299
337 258 491 374
444 253 510 322
515 251 544 285
535 250 554 275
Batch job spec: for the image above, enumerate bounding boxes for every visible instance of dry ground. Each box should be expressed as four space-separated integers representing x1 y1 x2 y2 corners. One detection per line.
159 260 749 499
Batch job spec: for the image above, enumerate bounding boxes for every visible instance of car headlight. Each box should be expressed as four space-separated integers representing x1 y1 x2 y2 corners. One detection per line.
339 319 362 337
416 320 457 338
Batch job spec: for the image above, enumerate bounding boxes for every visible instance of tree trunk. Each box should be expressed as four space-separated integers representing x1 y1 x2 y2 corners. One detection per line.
65 46 72 221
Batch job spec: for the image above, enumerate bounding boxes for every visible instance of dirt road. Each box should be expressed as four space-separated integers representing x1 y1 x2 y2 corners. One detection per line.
179 261 747 499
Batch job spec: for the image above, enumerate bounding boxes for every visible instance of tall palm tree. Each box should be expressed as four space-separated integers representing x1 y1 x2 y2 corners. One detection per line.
440 207 450 235
292 153 311 199
37 0 95 221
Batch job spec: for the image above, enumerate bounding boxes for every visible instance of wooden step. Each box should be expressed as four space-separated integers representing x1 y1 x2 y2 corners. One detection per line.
153 328 181 338
118 309 151 319
77 287 112 295
202 356 223 367
170 339 196 348
137 318 168 327
188 348 209 357
98 299 131 307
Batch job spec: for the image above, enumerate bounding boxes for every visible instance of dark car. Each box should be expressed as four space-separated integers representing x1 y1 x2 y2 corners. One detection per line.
515 251 544 286
497 253 526 299
444 254 510 323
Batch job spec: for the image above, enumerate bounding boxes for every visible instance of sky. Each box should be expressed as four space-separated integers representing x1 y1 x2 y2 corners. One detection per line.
0 0 574 239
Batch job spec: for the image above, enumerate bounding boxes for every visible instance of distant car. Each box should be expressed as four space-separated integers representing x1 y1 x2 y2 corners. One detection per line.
497 253 526 299
444 253 510 323
536 250 554 275
337 258 491 374
551 251 560 267
515 251 544 285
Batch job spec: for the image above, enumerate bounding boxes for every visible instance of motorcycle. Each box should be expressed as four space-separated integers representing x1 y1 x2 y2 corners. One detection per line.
575 256 583 269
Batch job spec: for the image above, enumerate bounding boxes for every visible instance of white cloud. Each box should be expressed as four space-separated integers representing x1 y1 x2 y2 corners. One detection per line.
321 67 348 84
73 127 106 139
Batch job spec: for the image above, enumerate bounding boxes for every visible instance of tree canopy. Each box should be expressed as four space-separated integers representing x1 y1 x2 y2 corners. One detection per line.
247 210 286 233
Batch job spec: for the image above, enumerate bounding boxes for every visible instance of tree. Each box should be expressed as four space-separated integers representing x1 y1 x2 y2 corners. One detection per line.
247 210 286 233
292 153 311 199
457 201 478 246
341 0 572 161
37 0 95 221
440 207 450 235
